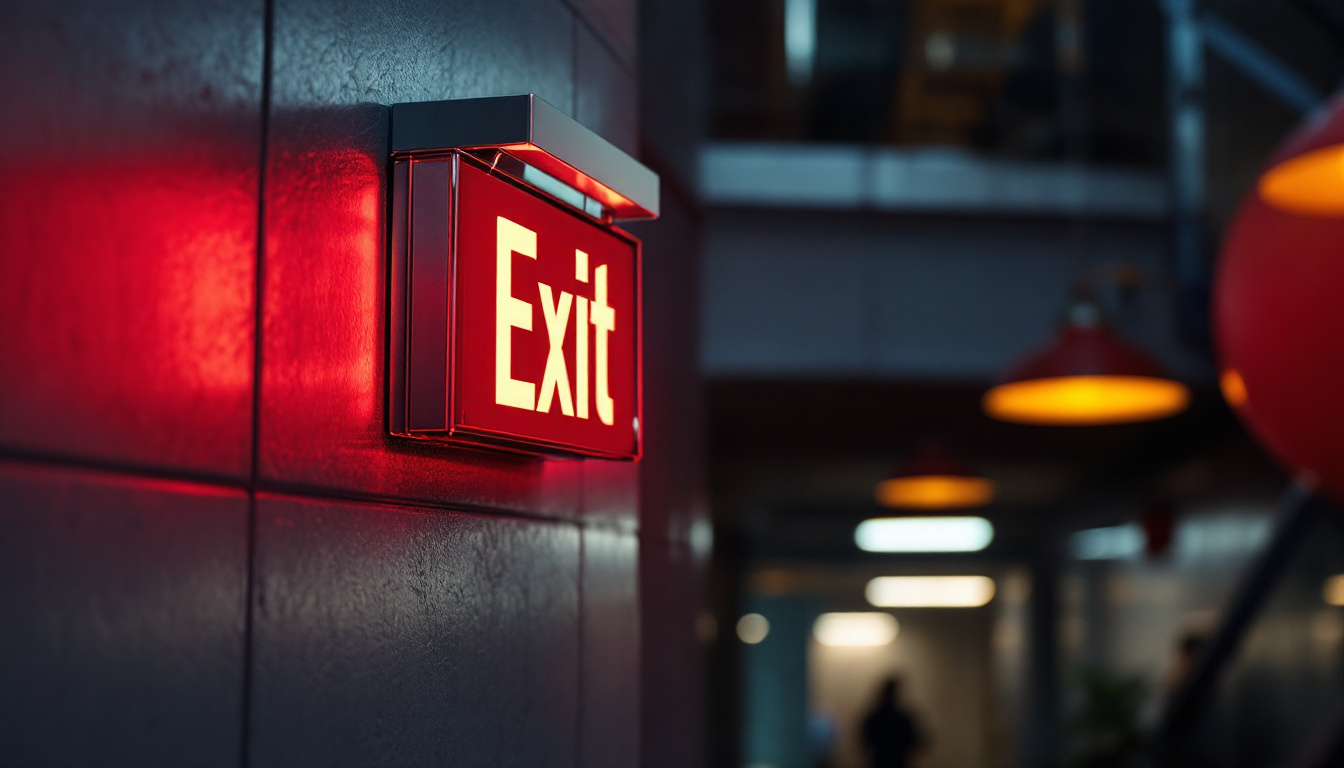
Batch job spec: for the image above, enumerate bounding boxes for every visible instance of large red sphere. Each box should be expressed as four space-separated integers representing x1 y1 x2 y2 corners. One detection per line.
1213 94 1344 502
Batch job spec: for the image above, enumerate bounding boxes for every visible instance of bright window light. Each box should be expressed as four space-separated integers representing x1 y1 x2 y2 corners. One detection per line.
737 613 770 644
1071 524 1144 560
1324 575 1344 607
865 575 996 608
813 612 899 647
854 517 994 553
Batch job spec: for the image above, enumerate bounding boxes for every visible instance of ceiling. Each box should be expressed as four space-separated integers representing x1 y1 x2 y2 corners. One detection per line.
708 378 1287 563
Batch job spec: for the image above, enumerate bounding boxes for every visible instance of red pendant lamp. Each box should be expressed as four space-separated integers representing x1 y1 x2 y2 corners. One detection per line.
875 444 995 510
1214 91 1344 503
983 299 1190 426
1257 93 1344 217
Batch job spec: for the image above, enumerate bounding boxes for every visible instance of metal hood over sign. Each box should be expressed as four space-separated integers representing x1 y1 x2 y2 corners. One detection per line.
392 94 659 221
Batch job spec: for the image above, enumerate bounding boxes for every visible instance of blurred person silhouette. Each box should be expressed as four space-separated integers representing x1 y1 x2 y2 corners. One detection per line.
861 676 923 768
1162 631 1207 694
1152 631 1216 768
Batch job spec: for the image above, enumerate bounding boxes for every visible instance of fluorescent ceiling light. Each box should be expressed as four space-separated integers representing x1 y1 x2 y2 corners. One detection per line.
813 612 899 647
1070 524 1144 560
854 516 994 553
736 613 770 644
865 575 996 608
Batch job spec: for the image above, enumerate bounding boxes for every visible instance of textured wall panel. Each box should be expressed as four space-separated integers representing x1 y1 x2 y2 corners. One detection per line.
582 527 641 768
572 0 638 69
248 494 581 767
636 0 705 177
256 0 586 515
583 460 639 532
575 19 639 156
630 0 710 756
639 540 705 768
627 191 707 547
0 0 263 478
0 461 248 765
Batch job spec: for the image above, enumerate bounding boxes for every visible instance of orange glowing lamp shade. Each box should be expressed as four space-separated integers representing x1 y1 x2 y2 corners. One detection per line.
984 303 1190 426
876 445 995 510
984 375 1190 426
875 475 995 509
1257 94 1344 218
1258 144 1344 217
1215 91 1344 503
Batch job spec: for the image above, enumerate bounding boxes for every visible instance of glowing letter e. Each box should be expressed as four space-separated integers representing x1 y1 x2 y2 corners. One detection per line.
496 216 537 410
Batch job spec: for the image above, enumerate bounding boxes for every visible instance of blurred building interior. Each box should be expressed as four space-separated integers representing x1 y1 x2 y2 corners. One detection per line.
698 2 1343 768
1 0 1342 767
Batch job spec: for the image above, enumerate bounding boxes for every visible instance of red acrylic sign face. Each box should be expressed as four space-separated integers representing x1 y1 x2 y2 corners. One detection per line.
391 154 641 459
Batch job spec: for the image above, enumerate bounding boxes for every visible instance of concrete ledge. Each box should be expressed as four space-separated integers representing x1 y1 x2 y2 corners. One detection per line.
700 142 1169 219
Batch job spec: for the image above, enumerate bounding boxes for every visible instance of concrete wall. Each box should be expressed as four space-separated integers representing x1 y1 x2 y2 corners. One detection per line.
0 0 704 764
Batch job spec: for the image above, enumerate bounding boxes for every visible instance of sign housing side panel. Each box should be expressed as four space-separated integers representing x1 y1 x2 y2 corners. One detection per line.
406 159 453 432
388 159 411 436
447 153 462 440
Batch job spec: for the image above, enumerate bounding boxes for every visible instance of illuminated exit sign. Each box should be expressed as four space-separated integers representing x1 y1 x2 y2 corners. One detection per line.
389 96 656 459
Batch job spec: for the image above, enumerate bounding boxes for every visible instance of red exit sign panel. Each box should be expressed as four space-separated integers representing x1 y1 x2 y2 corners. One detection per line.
391 154 641 459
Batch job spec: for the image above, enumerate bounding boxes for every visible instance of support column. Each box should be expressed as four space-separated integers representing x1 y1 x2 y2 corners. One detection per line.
1028 550 1062 768
1162 0 1209 344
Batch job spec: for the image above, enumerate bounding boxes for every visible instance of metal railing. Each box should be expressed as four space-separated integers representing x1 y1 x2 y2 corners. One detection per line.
1150 483 1344 768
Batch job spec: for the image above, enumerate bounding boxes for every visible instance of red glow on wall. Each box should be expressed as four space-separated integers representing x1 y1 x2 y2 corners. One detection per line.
0 156 257 476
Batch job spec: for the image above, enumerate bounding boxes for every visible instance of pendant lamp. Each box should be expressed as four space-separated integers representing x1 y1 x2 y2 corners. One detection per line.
983 299 1190 426
1257 92 1344 217
875 444 995 510
1215 90 1344 502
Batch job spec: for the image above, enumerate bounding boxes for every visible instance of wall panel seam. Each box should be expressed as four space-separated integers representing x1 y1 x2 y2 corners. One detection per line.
243 0 276 761
0 450 250 493
576 517 587 768
557 0 638 76
253 484 588 523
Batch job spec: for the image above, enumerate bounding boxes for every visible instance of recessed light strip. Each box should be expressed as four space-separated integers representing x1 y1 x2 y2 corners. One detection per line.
813 612 899 647
865 575 995 608
855 516 994 553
